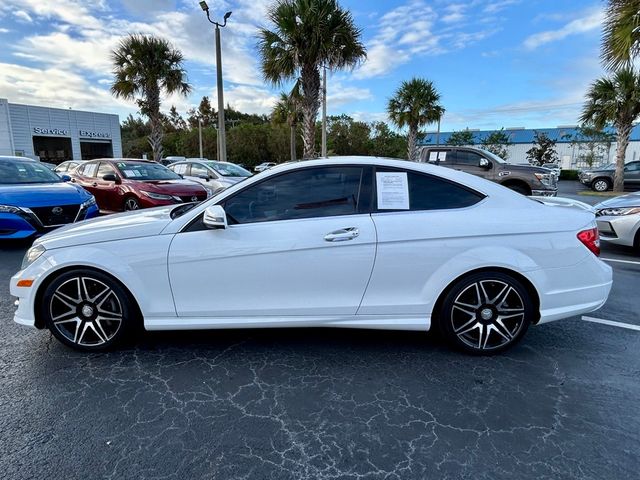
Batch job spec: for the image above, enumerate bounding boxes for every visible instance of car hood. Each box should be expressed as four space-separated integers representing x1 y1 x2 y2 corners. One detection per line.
595 192 640 209
502 163 551 174
0 182 91 207
35 205 175 249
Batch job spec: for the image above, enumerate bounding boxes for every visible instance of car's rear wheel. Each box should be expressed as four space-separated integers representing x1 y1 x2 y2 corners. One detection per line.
124 196 140 211
591 178 611 192
439 272 533 355
42 269 136 351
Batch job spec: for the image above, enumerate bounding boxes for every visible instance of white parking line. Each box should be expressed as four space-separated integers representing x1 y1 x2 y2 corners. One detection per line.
601 257 640 266
581 316 640 331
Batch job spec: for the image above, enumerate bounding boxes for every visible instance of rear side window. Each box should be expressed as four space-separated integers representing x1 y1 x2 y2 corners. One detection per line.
171 163 188 175
376 169 484 211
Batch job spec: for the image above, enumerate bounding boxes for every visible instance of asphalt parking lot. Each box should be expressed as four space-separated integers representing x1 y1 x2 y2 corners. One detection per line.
1 187 639 480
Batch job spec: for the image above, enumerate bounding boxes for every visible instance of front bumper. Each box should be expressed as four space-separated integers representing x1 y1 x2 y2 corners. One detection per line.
596 214 640 247
10 255 55 328
0 204 99 239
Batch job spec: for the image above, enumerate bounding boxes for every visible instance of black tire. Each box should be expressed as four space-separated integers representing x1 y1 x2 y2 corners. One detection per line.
123 196 140 211
41 269 137 352
591 178 611 192
505 183 531 196
439 272 534 355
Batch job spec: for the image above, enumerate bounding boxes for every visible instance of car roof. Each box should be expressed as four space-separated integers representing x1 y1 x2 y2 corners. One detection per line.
0 155 35 162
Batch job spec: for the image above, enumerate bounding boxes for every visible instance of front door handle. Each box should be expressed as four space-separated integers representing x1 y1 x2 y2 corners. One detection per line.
324 227 359 242
92 182 98 187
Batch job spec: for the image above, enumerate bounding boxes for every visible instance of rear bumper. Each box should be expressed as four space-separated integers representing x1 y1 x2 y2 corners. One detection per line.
532 254 613 324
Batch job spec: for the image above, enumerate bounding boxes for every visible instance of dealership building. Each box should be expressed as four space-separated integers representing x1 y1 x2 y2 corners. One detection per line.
0 98 122 163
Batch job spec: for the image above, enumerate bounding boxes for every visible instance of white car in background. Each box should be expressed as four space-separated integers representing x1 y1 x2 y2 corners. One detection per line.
254 162 276 173
11 157 612 355
595 192 640 250
168 159 252 194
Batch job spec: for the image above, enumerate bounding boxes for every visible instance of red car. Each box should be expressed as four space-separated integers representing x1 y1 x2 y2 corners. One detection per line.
71 159 209 213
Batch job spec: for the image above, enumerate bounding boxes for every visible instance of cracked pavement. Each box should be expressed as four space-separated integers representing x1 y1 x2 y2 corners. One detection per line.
1 242 639 480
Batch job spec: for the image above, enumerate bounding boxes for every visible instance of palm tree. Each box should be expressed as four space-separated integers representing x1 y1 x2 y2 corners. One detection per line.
271 84 302 162
111 34 191 161
258 0 366 159
387 78 445 161
580 67 640 192
602 0 640 70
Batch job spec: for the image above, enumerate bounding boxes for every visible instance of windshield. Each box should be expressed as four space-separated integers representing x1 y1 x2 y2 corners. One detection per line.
0 159 62 184
205 161 252 177
115 161 181 180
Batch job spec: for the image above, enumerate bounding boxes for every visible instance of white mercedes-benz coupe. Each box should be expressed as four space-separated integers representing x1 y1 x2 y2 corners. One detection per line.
11 157 612 355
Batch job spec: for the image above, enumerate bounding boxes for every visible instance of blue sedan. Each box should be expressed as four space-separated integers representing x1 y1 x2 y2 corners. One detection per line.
0 156 99 239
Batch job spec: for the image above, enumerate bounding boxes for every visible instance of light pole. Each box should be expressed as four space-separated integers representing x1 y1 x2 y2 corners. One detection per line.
321 66 327 158
198 118 203 159
435 117 441 146
200 2 231 162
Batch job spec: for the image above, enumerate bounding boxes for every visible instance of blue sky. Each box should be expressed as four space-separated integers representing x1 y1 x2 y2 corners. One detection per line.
0 0 605 131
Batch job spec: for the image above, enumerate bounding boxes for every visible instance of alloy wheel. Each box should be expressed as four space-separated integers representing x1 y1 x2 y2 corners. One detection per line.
593 180 609 192
124 198 139 210
450 279 526 351
49 276 123 347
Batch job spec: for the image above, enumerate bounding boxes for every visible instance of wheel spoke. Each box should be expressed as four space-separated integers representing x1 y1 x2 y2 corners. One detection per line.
452 303 476 317
53 291 80 309
52 309 77 323
490 284 510 305
492 319 514 341
456 320 480 336
477 324 489 349
88 322 108 344
478 281 491 304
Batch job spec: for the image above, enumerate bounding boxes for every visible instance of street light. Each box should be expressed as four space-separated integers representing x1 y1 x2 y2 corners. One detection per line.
198 118 203 159
200 2 231 162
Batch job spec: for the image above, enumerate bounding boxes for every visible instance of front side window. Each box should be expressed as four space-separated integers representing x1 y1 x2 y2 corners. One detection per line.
190 164 210 178
80 162 98 178
170 163 188 175
376 169 484 211
97 162 116 178
456 151 484 166
224 166 364 224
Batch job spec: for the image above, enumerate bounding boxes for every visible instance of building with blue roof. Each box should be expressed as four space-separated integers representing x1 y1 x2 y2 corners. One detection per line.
418 126 640 169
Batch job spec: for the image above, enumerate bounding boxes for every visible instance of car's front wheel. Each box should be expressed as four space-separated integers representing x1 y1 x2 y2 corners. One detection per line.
41 269 137 351
591 178 611 192
439 272 533 355
124 196 140 211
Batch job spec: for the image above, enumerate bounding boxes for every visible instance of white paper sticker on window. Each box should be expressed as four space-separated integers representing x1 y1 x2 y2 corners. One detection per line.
376 172 409 210
429 151 438 162
438 151 446 161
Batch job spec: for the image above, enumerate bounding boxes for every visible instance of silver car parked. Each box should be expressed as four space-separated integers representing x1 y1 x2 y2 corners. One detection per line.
595 192 640 249
168 159 253 195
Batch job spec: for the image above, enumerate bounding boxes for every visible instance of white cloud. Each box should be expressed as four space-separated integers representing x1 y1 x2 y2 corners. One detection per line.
483 0 520 14
327 82 372 107
355 0 499 79
14 11 33 22
524 8 603 50
0 28 10 33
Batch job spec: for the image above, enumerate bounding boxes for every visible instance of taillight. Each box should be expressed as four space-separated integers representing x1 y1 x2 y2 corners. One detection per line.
577 227 600 256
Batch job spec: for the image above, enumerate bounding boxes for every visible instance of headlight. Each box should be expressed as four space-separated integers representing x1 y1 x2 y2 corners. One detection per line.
0 205 22 214
534 173 554 187
597 206 640 216
80 196 96 209
21 244 46 270
140 191 174 201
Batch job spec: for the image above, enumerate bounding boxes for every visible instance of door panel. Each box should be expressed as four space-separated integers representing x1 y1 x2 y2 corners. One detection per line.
168 215 377 317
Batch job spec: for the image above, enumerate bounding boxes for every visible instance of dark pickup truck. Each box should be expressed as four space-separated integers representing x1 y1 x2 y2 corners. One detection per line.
419 146 557 196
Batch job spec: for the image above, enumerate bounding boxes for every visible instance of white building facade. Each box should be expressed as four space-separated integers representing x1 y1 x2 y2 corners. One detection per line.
420 126 640 169
0 98 122 163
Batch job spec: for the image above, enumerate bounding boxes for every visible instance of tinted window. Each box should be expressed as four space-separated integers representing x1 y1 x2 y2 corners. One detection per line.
97 162 116 178
224 167 364 224
456 151 484 166
376 170 484 211
625 162 640 172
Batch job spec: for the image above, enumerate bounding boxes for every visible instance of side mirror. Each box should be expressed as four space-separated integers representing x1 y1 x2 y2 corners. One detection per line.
60 174 71 182
103 173 120 183
203 205 227 229
479 158 491 169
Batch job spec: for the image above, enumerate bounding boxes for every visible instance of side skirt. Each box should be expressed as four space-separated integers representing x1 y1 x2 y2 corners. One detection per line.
144 315 430 332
